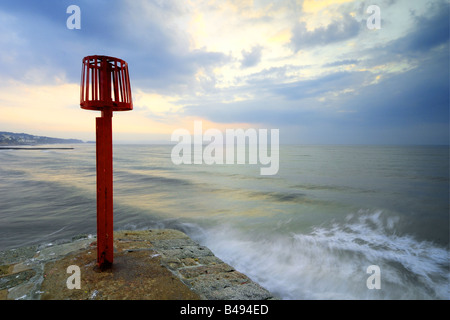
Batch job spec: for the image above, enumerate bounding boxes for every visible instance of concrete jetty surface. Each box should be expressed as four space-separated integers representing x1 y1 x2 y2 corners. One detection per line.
0 229 275 300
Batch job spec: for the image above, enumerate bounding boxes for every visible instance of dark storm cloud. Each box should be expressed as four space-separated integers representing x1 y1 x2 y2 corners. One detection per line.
386 1 449 55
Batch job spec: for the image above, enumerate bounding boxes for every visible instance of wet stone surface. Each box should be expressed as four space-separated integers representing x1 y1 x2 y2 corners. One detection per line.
0 229 275 300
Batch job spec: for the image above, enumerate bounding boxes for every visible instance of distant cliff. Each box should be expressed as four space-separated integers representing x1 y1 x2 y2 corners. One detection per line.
0 132 84 146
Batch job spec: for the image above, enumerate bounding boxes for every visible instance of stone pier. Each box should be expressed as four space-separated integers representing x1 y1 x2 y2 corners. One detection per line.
0 229 275 300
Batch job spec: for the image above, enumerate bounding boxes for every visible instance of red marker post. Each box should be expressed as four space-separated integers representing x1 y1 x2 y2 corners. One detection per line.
80 55 133 269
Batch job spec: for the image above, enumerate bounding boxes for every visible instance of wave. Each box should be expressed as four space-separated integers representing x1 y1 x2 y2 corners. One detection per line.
195 210 449 300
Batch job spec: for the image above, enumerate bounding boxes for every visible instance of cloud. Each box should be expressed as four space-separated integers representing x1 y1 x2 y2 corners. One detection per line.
290 14 362 52
181 33 449 144
347 52 449 127
240 46 263 68
385 0 449 55
0 0 231 94
127 49 230 96
0 0 128 84
273 71 370 101
323 59 359 67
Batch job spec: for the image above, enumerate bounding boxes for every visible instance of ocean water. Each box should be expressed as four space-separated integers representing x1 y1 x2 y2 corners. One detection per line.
0 144 448 300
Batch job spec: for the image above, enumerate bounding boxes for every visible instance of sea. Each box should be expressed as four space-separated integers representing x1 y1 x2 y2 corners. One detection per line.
0 143 448 300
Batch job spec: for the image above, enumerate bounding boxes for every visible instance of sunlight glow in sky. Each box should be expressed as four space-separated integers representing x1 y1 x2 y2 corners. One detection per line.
0 0 448 144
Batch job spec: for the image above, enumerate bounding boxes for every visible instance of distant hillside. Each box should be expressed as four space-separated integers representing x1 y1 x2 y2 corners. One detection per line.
0 132 84 146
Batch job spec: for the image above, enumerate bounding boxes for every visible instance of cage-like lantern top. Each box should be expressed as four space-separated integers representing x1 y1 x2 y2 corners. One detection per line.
80 55 132 112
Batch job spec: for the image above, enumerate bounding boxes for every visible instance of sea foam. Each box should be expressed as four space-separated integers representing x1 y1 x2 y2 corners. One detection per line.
196 210 449 300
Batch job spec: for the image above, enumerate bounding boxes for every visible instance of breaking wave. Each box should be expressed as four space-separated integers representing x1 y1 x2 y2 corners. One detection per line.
196 210 449 300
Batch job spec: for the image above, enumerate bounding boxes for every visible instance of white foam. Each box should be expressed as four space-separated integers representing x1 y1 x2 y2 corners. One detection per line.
199 211 449 300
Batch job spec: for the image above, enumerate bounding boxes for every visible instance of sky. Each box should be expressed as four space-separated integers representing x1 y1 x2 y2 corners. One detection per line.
0 0 448 145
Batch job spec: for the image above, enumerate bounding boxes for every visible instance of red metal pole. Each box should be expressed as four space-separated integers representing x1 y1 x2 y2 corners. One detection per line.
96 107 113 269
81 55 132 270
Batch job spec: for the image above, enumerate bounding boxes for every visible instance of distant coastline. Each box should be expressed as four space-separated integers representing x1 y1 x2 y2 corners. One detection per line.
0 131 84 146
0 147 74 150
